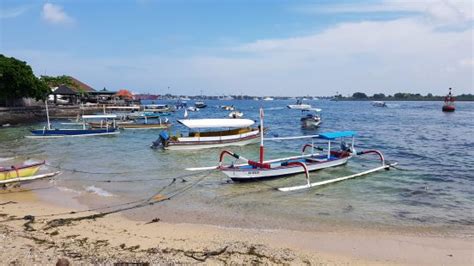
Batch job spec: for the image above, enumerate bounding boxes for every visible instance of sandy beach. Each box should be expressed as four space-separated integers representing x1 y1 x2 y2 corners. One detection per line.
0 186 472 265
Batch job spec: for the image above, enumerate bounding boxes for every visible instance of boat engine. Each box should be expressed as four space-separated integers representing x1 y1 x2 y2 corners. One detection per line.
152 131 170 149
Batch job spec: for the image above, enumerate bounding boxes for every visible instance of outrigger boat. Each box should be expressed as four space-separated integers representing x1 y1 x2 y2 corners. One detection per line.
27 102 120 138
152 118 261 150
0 161 60 185
187 108 397 191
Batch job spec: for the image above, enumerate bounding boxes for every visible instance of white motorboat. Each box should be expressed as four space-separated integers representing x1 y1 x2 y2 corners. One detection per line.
152 118 261 150
228 111 243 118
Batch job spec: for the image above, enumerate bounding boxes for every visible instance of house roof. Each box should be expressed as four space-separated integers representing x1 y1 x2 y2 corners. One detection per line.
53 85 78 95
68 76 96 92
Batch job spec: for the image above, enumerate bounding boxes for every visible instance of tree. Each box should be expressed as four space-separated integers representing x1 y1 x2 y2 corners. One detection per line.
372 93 386 99
40 75 74 88
0 54 50 106
352 92 368 99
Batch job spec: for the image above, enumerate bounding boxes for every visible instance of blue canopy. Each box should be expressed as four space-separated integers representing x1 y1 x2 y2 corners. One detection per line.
318 131 356 140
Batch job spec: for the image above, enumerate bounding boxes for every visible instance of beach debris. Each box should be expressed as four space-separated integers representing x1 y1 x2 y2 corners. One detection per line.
152 194 167 201
0 201 17 205
23 215 36 231
183 246 228 262
56 258 70 266
145 218 160 224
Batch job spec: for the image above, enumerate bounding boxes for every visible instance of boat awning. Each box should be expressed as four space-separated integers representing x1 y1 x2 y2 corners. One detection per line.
318 131 356 140
178 119 255 129
82 114 118 119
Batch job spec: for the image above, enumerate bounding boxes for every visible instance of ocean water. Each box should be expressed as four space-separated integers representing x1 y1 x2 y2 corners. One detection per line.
1 100 473 233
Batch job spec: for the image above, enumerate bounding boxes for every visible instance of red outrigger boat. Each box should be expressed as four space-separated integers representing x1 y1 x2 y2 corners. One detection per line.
442 88 455 112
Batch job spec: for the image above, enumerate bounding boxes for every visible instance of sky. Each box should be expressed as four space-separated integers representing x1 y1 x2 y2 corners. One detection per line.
1 0 473 96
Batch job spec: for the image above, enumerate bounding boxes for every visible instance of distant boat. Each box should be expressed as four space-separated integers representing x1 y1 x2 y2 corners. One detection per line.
195 101 207 108
301 108 322 128
229 111 243 118
263 97 274 101
442 88 455 112
27 102 119 138
372 101 387 107
143 104 175 113
287 99 312 110
187 106 200 112
220 105 235 111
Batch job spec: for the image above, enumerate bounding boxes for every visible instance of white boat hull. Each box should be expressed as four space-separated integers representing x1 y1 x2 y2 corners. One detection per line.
165 136 260 150
222 156 350 180
287 104 312 110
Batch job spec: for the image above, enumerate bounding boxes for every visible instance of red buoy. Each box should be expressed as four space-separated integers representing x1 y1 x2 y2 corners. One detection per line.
442 88 455 112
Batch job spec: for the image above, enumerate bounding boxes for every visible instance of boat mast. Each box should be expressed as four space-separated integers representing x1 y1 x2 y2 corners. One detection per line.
44 100 52 130
259 107 264 163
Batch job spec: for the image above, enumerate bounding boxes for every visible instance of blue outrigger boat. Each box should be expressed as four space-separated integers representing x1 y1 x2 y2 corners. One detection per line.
27 102 119 138
187 108 397 191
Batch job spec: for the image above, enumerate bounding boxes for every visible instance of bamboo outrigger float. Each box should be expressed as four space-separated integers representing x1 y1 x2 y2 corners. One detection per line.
187 108 397 191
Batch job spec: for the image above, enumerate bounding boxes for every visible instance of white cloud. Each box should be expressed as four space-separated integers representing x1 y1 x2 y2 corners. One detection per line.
42 3 74 25
0 5 31 19
5 3 473 96
295 0 473 28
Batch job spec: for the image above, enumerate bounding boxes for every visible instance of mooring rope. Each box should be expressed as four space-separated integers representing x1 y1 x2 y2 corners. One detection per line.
0 169 214 223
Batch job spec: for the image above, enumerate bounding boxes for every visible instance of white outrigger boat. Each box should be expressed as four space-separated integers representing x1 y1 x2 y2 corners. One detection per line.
187 108 397 191
152 118 261 150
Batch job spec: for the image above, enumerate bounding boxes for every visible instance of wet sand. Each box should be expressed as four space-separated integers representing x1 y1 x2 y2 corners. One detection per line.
0 186 472 265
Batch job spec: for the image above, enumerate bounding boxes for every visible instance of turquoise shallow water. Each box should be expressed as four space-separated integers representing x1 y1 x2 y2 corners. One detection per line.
1 100 473 231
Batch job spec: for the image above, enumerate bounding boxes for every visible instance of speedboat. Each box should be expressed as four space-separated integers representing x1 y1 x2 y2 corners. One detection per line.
372 101 387 107
187 106 200 112
152 118 261 150
301 109 321 128
229 111 243 118
287 99 312 110
195 101 207 108
221 105 235 111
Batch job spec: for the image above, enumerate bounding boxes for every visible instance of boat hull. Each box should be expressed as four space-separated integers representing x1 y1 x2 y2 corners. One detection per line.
442 105 455 112
165 135 260 150
27 129 120 138
0 161 44 180
222 156 350 181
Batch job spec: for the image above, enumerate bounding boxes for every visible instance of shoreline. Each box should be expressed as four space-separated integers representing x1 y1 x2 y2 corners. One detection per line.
0 185 472 264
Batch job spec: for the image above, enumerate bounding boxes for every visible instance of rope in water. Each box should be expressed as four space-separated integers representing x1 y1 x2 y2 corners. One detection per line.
0 170 213 223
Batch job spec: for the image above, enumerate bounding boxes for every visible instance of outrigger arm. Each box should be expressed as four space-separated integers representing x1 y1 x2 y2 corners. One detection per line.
278 150 397 192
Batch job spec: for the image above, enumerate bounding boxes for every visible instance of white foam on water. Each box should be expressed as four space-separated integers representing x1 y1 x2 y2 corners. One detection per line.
0 157 14 162
85 185 114 197
56 186 82 195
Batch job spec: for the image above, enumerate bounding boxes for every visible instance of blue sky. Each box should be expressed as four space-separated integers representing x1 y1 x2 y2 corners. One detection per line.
1 0 473 96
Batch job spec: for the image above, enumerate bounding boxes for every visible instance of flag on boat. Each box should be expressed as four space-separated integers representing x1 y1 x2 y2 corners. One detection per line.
260 108 264 119
184 109 189 119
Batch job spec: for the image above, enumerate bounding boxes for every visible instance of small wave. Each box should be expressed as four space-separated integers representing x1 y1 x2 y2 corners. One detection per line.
85 185 114 197
56 186 82 195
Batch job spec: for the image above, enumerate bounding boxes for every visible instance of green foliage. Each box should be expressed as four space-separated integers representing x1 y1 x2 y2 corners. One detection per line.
0 54 50 106
352 92 368 99
40 75 74 87
372 93 386 99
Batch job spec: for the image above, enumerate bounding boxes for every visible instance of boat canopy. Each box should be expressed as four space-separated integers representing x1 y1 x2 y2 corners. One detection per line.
318 131 356 140
178 119 254 129
82 114 118 119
